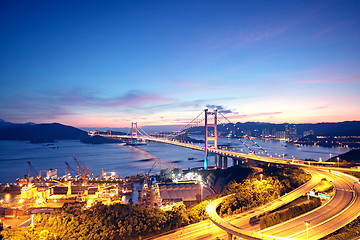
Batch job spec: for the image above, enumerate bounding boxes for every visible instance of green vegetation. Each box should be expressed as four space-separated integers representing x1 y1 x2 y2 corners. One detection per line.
260 198 321 229
262 165 311 193
0 165 311 239
276 195 308 210
1 200 209 240
219 177 284 216
218 165 310 217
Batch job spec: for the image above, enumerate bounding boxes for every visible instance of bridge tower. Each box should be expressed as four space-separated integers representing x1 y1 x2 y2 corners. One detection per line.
131 122 138 144
204 108 218 169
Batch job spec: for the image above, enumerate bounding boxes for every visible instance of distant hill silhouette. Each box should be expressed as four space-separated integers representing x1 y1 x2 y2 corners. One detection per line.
330 149 360 163
0 122 88 141
0 119 36 127
0 119 15 127
188 121 360 137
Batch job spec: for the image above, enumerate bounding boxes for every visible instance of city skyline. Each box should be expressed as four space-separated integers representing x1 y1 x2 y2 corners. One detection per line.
1 1 360 128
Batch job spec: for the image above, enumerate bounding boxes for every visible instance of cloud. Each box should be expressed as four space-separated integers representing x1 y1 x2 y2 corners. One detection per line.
53 89 178 108
0 88 179 122
295 74 360 84
312 106 328 110
212 24 291 50
311 20 356 39
219 110 233 114
206 104 237 114
206 104 225 110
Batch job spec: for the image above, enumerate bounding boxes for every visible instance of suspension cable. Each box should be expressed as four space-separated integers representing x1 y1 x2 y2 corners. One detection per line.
138 127 150 137
218 112 271 157
217 118 253 152
177 110 205 133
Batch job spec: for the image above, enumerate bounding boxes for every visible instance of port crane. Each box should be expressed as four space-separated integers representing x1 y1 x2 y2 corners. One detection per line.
65 162 77 178
146 161 157 178
72 155 90 185
26 161 45 186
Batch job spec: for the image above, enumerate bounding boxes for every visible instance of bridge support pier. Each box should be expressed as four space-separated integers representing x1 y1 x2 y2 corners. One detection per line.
218 155 223 169
214 155 218 168
224 156 228 168
227 232 233 240
232 158 237 166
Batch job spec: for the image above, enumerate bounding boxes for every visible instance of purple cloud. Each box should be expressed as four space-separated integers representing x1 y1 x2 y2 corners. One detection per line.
205 104 237 114
0 89 179 122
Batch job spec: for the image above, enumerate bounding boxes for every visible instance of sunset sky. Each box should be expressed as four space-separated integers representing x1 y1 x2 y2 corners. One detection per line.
1 1 359 128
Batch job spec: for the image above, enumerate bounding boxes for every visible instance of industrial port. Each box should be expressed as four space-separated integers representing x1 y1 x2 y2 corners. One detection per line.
0 155 209 230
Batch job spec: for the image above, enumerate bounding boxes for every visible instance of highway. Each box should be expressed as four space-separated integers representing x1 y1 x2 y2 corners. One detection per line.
207 169 360 240
150 169 360 240
103 134 360 239
102 134 360 173
260 170 360 239
149 168 323 240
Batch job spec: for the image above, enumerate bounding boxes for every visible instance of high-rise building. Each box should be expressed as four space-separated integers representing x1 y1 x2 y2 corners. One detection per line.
275 131 286 140
261 129 270 137
285 124 297 140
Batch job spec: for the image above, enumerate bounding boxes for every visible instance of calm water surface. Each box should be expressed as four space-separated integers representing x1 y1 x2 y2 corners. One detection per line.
0 138 350 184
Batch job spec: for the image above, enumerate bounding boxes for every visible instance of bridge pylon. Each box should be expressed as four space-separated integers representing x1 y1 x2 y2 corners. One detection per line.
131 122 138 144
204 108 218 169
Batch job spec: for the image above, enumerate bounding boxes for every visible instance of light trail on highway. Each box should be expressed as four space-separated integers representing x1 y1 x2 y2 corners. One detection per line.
149 168 360 240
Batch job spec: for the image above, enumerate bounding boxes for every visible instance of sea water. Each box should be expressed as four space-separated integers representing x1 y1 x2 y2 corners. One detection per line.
0 138 350 184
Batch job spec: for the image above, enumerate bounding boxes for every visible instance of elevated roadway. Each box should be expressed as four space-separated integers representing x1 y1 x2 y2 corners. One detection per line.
149 168 322 240
207 169 360 240
105 134 360 239
102 134 360 173
259 171 360 239
150 169 360 240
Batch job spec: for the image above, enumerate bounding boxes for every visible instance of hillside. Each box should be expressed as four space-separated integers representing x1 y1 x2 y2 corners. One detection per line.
0 123 88 141
187 121 360 137
330 149 360 163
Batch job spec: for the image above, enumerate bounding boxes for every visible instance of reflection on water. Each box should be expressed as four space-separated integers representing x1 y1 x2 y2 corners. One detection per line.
0 138 351 184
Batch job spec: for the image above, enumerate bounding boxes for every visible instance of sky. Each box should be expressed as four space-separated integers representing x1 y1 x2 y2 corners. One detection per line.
0 0 359 128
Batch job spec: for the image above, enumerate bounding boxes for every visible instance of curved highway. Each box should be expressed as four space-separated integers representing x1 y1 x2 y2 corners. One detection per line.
207 169 360 240
260 170 360 239
105 135 360 239
149 168 324 240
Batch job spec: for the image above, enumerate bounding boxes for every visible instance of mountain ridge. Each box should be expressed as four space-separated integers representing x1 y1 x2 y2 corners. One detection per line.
0 122 88 141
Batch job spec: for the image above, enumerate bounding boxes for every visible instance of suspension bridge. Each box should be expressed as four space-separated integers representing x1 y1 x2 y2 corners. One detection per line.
93 108 352 172
94 108 360 239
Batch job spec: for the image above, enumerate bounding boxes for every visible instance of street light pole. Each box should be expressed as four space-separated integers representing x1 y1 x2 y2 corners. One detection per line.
305 221 310 239
337 157 340 168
